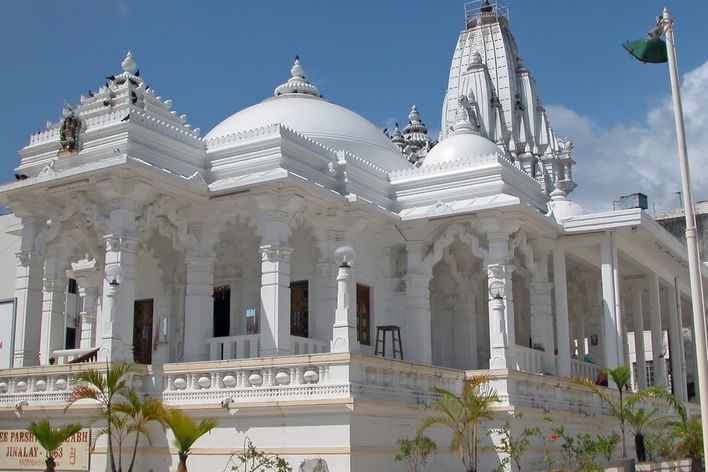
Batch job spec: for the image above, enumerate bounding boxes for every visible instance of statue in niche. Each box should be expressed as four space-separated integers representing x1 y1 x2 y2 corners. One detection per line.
59 109 82 155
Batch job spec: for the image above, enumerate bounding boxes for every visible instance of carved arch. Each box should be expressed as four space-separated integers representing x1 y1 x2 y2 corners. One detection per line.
35 191 107 253
136 194 196 252
423 223 488 273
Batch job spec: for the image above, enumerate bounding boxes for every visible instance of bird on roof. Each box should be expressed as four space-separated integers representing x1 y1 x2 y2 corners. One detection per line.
87 90 94 98
135 68 140 77
103 100 111 107
481 0 493 13
131 91 138 104
106 75 116 81
121 114 130 122
129 78 139 87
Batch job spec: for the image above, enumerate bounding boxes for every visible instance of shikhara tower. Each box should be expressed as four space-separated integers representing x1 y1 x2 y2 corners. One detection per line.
437 0 576 196
0 3 701 472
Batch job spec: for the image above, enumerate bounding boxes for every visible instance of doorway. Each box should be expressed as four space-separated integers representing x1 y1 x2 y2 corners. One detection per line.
133 299 153 365
213 285 231 337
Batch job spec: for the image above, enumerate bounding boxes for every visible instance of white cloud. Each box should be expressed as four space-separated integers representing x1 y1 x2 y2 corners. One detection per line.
547 60 708 214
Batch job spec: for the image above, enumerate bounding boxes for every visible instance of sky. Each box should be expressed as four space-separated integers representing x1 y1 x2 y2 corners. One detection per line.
1 1 707 213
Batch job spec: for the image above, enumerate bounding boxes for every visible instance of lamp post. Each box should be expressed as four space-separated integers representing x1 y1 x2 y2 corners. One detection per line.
625 8 708 463
331 246 359 353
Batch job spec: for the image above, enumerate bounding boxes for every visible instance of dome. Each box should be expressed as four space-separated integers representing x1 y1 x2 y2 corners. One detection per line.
421 119 502 168
205 59 409 173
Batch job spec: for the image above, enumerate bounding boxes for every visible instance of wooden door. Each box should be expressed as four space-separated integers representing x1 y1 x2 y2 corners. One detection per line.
133 299 153 365
213 285 231 337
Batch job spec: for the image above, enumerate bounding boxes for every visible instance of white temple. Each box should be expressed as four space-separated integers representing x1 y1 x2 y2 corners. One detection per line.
0 2 703 471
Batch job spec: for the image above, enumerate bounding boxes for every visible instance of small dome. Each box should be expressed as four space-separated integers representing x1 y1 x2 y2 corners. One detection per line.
206 58 409 173
422 120 501 168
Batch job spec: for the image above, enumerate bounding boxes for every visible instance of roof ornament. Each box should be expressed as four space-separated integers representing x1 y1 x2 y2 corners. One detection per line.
453 94 481 134
274 56 322 98
122 50 137 75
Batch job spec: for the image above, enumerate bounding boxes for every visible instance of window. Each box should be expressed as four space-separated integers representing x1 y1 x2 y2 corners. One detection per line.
290 281 309 338
67 278 77 294
212 285 230 337
245 308 258 334
356 284 371 345
65 327 76 349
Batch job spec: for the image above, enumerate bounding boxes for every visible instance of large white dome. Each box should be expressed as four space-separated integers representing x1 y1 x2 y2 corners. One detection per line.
205 60 409 173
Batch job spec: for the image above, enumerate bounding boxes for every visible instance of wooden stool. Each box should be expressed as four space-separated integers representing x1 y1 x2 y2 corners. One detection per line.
375 325 403 360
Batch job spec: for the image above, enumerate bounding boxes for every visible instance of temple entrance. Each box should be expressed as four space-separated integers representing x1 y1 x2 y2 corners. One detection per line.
290 280 309 337
133 299 153 365
213 285 231 337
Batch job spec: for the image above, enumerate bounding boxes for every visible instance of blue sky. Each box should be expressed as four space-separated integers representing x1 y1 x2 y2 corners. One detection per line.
1 1 707 212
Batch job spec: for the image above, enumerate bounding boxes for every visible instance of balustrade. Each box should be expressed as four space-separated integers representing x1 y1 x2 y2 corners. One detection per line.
516 345 545 374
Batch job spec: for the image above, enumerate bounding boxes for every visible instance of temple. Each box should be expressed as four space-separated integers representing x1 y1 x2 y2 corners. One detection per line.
0 2 702 471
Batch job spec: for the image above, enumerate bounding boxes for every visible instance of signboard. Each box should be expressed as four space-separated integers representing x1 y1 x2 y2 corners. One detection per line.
0 429 90 471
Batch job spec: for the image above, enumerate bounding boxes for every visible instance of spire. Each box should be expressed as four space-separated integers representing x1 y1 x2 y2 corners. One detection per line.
390 123 405 151
274 56 322 98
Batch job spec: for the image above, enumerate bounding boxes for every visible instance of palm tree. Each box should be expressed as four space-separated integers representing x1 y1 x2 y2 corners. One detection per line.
28 420 82 472
417 374 501 472
65 362 141 472
113 390 166 472
572 365 685 461
162 408 218 472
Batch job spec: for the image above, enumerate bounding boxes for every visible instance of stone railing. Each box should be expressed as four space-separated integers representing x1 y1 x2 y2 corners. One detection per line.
150 353 466 407
570 358 601 381
515 345 544 374
52 347 99 365
291 336 329 355
205 334 260 360
0 364 145 406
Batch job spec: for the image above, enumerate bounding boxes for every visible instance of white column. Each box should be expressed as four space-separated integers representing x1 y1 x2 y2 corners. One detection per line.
183 256 214 361
676 291 688 400
647 273 667 387
553 248 571 376
331 264 359 352
259 246 292 356
612 235 626 365
69 260 103 351
405 242 432 364
600 235 620 369
487 263 516 369
96 197 140 362
40 251 67 364
12 217 45 367
530 281 555 374
667 279 686 400
631 283 647 390
314 260 337 341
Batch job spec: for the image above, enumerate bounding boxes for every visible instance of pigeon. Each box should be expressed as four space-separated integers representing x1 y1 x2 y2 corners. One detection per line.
14 174 28 181
135 68 140 77
131 91 138 104
295 54 299 61
129 78 139 87
103 100 111 107
121 114 130 122
106 75 116 81
145 85 150 91
87 90 94 98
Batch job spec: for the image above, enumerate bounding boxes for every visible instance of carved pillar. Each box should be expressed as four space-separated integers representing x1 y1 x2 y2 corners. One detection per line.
183 256 215 362
314 260 337 342
97 197 141 362
259 246 292 356
600 234 620 370
529 250 555 374
40 250 67 364
486 229 516 370
68 259 103 350
13 216 46 367
647 273 668 387
631 281 648 390
553 248 571 376
405 241 432 364
487 263 515 369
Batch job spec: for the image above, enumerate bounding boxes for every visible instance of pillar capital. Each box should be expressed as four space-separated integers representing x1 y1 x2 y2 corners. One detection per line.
259 245 293 263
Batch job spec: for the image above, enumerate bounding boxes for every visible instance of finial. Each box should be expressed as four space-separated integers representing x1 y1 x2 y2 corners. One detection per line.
480 0 493 14
122 50 137 74
408 105 421 123
291 56 305 78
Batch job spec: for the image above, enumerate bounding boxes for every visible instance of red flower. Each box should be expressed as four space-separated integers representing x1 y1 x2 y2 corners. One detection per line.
677 443 684 450
550 433 558 441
